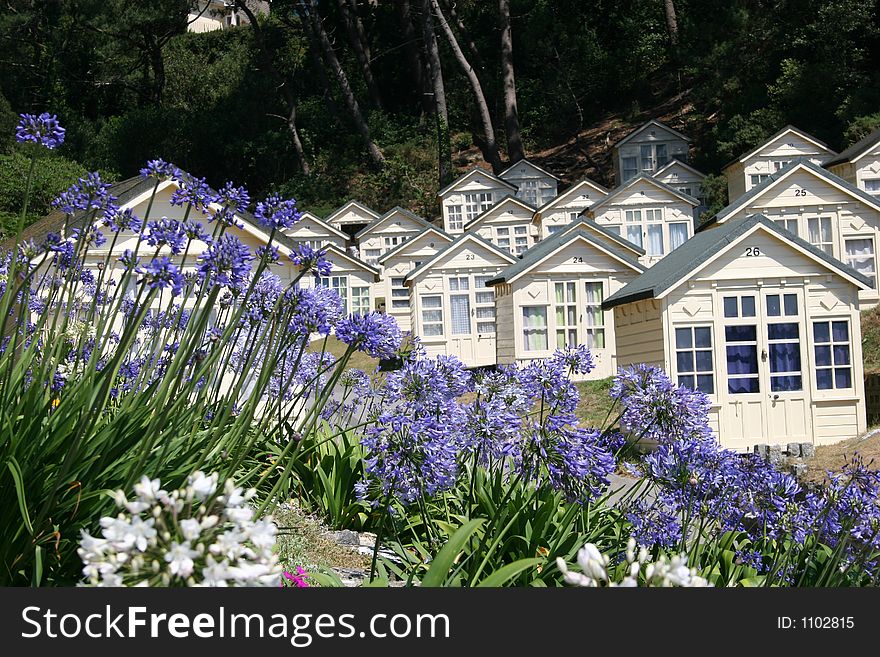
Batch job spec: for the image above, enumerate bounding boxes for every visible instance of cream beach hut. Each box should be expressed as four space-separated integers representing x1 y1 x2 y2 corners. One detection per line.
376 226 453 332
324 200 381 232
824 127 880 198
612 119 690 186
533 178 609 238
604 214 871 451
464 194 538 256
487 218 645 379
652 159 707 216
354 206 435 266
282 211 349 251
405 233 517 367
437 168 518 235
586 175 699 266
721 125 837 201
298 244 380 316
702 159 880 307
498 158 560 207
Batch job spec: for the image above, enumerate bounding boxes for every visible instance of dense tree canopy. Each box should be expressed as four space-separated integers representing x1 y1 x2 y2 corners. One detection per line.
0 0 877 223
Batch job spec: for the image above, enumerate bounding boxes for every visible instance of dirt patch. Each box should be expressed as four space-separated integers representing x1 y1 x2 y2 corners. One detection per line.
802 429 880 485
273 502 370 573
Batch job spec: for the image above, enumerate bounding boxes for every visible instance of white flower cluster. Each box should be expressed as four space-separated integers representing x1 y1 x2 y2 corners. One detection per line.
78 471 281 587
556 537 711 587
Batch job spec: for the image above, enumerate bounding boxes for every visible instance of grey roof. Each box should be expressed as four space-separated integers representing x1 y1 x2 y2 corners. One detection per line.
485 219 645 286
464 193 537 230
404 232 516 283
612 119 691 149
721 125 836 171
703 158 880 228
534 178 609 214
557 216 646 255
603 214 872 310
652 157 707 180
824 127 880 168
498 158 561 182
377 225 452 264
436 167 518 197
588 174 700 214
322 243 380 276
354 206 436 239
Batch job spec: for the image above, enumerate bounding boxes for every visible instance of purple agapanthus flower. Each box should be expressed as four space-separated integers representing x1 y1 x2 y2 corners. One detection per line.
16 112 65 149
101 206 143 233
288 243 331 277
139 158 180 181
197 233 253 290
51 172 116 216
144 218 188 255
336 312 402 360
254 194 300 231
138 256 186 296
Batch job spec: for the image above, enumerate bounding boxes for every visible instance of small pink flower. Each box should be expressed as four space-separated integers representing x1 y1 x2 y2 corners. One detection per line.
281 566 310 588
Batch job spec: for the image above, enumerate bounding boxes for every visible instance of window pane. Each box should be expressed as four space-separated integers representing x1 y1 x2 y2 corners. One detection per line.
815 345 832 367
817 369 833 390
423 296 441 308
769 342 801 374
669 223 688 250
768 322 799 341
646 224 664 255
725 325 757 342
729 377 759 394
832 321 849 342
450 295 471 334
766 295 780 316
835 368 852 388
695 351 713 372
675 327 693 348
679 374 695 389
626 225 642 248
771 375 802 392
694 327 712 348
723 297 738 318
741 296 756 317
476 291 494 304
813 321 830 343
423 310 442 322
696 374 714 394
783 294 798 316
677 351 695 373
833 344 851 366
727 345 758 374
423 324 443 336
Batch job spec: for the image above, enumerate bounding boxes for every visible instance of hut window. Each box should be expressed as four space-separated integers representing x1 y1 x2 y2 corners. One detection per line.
547 225 565 235
639 144 667 173
514 225 529 254
864 179 880 196
519 180 539 206
622 157 638 181
496 227 511 250
773 217 799 237
450 294 471 335
723 295 756 318
384 236 402 249
555 282 578 349
669 222 689 250
750 174 771 187
584 282 605 349
449 276 470 292
568 211 581 222
675 326 714 394
765 293 802 391
421 296 444 336
475 276 496 334
624 210 643 248
677 186 693 197
448 205 464 231
725 324 759 394
363 248 381 265
319 276 348 314
813 321 852 390
465 192 493 221
845 237 876 287
352 287 370 315
807 217 833 255
391 278 409 309
522 307 548 351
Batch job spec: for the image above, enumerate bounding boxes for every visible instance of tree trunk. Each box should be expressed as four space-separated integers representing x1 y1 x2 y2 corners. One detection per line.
234 0 311 175
664 0 679 48
396 0 433 115
419 0 453 187
499 0 523 164
300 0 385 167
335 0 383 109
430 0 502 173
439 0 484 72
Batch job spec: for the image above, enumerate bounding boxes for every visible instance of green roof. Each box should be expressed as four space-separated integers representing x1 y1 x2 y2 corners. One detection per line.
603 214 873 309
704 158 880 228
485 219 645 286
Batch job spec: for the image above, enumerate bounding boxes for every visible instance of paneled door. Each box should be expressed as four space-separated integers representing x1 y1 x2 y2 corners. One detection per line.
721 292 765 445
449 275 474 365
760 289 811 442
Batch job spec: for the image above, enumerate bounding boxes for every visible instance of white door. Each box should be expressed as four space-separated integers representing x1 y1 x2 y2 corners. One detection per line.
720 292 765 445
473 280 497 366
450 292 474 364
759 289 811 442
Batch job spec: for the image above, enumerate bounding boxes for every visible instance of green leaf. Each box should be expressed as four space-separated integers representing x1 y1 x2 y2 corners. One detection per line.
7 457 34 535
420 519 484 587
475 558 544 587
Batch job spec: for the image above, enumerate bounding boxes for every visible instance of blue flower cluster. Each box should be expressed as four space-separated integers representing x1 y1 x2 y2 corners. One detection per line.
16 112 65 149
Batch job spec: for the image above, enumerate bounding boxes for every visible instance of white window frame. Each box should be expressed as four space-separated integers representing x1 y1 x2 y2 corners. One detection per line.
319 275 348 314
421 295 444 337
448 204 464 231
674 325 715 394
583 281 605 349
390 277 409 309
807 216 834 255
464 192 493 221
522 306 548 352
813 319 853 391
844 236 876 288
474 275 496 334
351 286 370 315
554 282 578 349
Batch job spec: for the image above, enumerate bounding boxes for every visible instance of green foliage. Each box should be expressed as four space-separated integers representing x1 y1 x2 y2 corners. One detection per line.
700 173 730 221
845 113 880 144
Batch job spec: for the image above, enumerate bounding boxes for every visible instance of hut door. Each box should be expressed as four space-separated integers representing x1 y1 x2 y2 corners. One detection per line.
449 277 475 365
721 292 765 444
759 289 811 442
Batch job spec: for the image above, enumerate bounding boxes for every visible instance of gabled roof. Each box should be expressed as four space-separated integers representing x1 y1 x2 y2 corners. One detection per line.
603 214 872 310
824 127 880 168
486 219 645 286
8 174 307 256
534 178 609 218
498 158 561 182
652 158 707 181
704 158 880 228
722 125 836 172
284 211 349 241
354 206 435 240
405 232 517 283
588 174 700 215
613 119 691 149
377 226 453 265
324 200 380 225
437 167 518 198
463 194 536 231
321 243 380 277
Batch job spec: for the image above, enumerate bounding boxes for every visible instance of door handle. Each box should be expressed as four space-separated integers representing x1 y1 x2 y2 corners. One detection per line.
770 394 779 401
761 349 768 362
